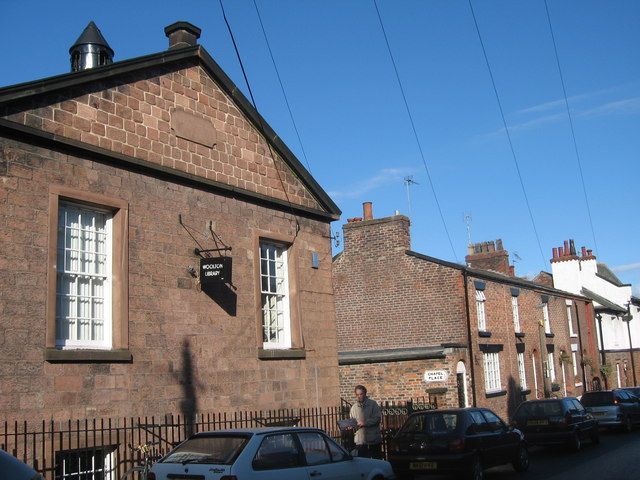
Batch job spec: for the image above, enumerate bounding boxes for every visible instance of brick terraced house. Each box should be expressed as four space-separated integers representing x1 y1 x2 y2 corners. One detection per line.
0 21 343 423
333 203 596 420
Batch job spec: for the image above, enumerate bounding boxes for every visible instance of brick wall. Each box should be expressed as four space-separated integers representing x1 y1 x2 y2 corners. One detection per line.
334 215 468 353
468 275 588 420
339 350 471 408
0 61 320 211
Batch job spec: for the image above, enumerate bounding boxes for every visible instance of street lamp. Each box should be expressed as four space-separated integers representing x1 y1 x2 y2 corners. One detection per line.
622 303 637 386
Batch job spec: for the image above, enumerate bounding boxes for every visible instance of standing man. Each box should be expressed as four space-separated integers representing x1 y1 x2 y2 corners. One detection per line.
350 385 382 458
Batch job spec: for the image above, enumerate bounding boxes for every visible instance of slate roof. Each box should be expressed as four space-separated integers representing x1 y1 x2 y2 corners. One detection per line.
596 263 630 287
581 287 626 313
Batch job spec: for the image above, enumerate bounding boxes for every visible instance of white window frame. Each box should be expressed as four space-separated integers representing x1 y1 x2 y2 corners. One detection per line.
542 302 551 334
476 290 486 331
260 241 291 349
483 352 501 393
567 300 577 337
512 295 521 333
547 352 556 382
571 343 579 378
517 352 527 390
56 447 115 480
56 202 112 349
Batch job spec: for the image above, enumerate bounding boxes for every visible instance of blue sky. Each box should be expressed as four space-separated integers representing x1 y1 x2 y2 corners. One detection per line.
1 1 639 294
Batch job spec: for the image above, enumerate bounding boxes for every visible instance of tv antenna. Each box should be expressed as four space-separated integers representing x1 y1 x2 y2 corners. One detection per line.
404 176 419 219
463 213 472 246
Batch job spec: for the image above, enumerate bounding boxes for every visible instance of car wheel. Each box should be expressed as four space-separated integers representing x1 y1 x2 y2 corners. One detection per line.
467 456 484 480
623 416 633 433
512 445 530 472
590 428 600 445
570 432 581 452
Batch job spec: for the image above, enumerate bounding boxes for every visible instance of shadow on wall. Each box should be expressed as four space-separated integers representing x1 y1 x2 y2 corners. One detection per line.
507 375 525 422
202 283 237 316
173 338 203 437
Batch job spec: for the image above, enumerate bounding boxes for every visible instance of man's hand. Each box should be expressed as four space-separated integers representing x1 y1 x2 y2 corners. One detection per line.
357 421 365 428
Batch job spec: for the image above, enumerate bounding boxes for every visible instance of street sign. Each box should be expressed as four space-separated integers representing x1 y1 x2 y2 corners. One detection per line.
423 370 448 383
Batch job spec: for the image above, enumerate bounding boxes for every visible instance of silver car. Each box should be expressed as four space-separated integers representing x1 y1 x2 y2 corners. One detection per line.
150 427 396 480
581 389 640 432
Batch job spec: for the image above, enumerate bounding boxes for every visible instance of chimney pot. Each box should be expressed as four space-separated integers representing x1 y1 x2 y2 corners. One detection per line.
552 247 558 259
363 202 373 221
587 249 593 257
569 239 576 256
559 247 564 257
164 21 201 49
581 246 587 257
488 241 496 252
496 239 503 251
563 240 569 256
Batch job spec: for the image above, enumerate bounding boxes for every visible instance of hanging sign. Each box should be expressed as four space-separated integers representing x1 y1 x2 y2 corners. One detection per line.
423 370 448 383
200 257 232 286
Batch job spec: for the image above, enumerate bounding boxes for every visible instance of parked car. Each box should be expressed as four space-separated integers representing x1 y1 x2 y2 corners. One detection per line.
0 449 43 480
580 389 640 432
622 386 640 399
512 397 599 451
387 408 529 480
150 427 396 480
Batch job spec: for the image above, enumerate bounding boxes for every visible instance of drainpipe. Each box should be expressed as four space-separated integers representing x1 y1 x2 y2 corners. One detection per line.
573 302 588 389
462 270 477 407
597 314 607 389
624 304 637 386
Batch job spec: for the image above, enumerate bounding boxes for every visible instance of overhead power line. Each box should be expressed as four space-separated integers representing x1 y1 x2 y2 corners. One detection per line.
467 0 547 270
543 0 599 256
252 0 313 174
372 0 459 263
218 0 300 237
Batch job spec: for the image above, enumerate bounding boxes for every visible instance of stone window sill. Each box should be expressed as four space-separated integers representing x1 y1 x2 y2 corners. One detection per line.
258 348 306 360
486 390 507 398
45 348 132 363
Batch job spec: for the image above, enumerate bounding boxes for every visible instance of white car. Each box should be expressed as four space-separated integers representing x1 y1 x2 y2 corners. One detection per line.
150 427 395 480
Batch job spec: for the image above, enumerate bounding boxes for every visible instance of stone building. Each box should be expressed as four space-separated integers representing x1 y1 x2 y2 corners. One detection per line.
333 203 595 420
0 21 342 422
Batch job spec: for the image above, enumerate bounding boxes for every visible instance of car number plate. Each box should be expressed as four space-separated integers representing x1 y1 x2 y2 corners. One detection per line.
410 461 437 470
527 420 549 426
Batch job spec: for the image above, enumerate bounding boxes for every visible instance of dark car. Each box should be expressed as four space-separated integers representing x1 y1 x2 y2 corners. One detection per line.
580 389 640 432
512 397 599 451
622 386 640 399
387 408 529 480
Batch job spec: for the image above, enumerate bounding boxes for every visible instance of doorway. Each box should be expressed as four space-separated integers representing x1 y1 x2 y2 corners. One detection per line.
456 361 468 408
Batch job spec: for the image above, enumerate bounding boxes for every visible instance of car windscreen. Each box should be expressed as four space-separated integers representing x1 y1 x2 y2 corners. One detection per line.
515 401 562 419
161 435 250 464
580 392 614 407
400 413 460 435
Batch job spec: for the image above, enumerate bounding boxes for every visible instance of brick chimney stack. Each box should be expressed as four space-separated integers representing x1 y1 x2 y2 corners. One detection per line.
550 238 588 263
342 202 411 254
465 238 513 276
164 21 201 49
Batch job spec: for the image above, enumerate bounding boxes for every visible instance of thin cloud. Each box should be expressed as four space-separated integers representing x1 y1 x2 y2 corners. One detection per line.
516 84 626 115
612 262 640 273
476 96 640 141
328 167 412 199
578 97 640 118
